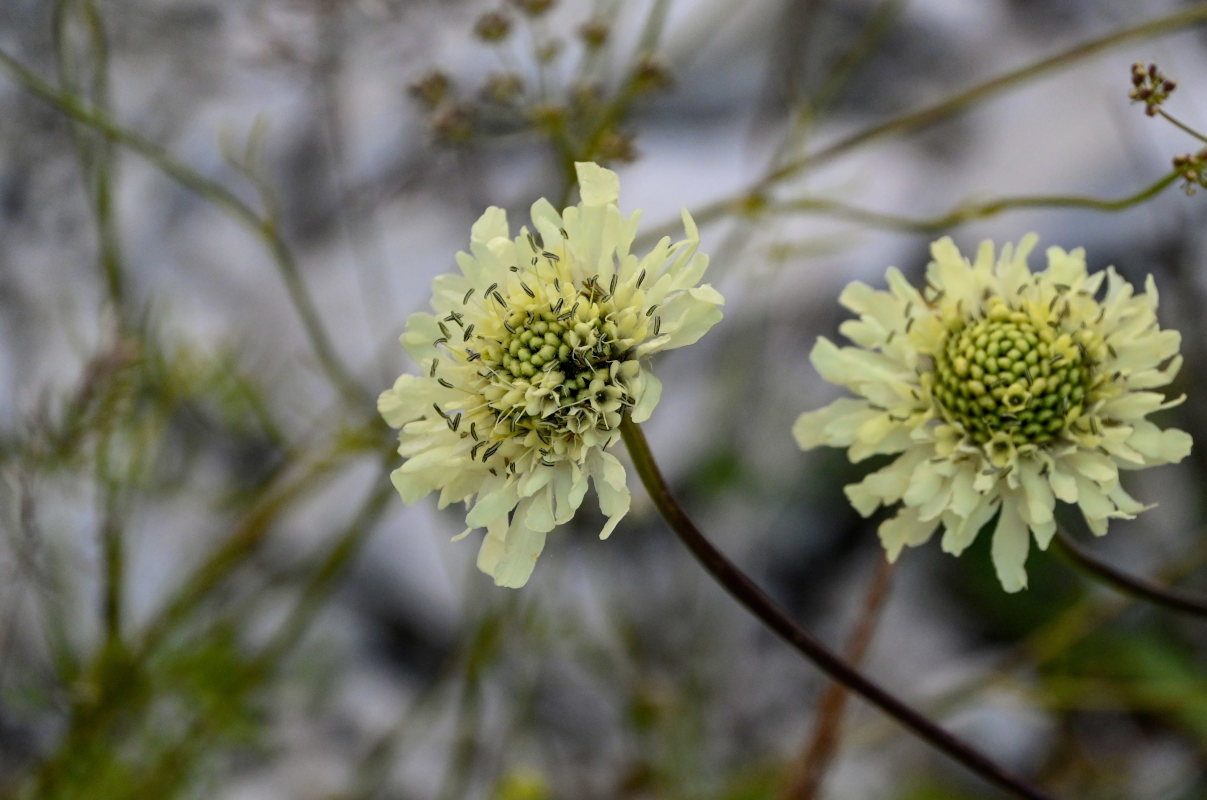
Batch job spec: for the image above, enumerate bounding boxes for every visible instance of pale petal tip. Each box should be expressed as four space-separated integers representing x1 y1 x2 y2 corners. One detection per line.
792 412 821 450
575 161 620 206
470 206 509 243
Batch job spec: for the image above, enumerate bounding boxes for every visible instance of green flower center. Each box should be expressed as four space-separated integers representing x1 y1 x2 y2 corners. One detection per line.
478 287 637 439
496 310 622 398
932 304 1091 445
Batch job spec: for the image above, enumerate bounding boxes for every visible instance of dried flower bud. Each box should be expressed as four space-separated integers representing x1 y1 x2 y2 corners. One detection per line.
631 57 672 93
569 81 602 111
1174 148 1207 196
529 103 566 133
535 39 562 63
578 19 609 48
509 0 554 16
409 71 452 108
431 101 475 144
1131 62 1146 87
596 129 637 163
481 72 524 104
474 11 512 41
1128 62 1175 116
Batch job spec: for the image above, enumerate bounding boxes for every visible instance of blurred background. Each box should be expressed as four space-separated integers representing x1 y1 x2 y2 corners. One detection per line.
1 0 1206 798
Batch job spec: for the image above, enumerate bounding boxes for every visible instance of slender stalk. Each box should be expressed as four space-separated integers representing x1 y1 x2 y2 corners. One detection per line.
632 2 1207 249
54 0 126 314
99 486 123 643
768 3 1207 184
1157 109 1207 145
766 171 1181 233
1052 527 1207 619
782 557 898 800
252 470 394 667
0 47 365 407
619 418 1058 800
780 558 895 800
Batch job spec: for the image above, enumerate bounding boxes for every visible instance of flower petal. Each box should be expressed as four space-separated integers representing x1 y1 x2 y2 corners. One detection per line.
576 161 620 206
878 507 940 562
990 499 1029 593
591 450 630 539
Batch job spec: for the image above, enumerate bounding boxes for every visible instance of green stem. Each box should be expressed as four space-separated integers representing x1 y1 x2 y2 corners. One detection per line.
1157 109 1207 145
0 47 365 406
769 3 1207 183
766 170 1181 233
99 486 123 643
54 0 126 314
633 3 1207 249
252 468 394 667
619 418 1059 800
1052 527 1207 619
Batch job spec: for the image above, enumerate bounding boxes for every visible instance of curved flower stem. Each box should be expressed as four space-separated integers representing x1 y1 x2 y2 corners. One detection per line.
764 171 1180 234
766 3 1207 184
633 3 1207 249
619 418 1058 800
1052 527 1207 619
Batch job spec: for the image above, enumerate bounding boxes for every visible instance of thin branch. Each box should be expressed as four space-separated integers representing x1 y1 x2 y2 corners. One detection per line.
0 46 365 406
765 170 1181 233
780 557 895 800
1052 527 1207 619
619 417 1058 800
633 2 1207 248
1157 109 1207 145
767 3 1207 184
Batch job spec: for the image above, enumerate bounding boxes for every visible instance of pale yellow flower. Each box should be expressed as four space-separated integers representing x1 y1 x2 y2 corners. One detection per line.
794 236 1191 591
380 162 723 587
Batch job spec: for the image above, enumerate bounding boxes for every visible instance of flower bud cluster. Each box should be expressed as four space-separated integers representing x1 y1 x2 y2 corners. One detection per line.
1129 62 1176 116
1173 148 1207 195
407 2 668 159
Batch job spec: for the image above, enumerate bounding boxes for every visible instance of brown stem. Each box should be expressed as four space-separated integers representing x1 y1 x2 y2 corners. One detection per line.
619 418 1059 800
779 558 895 800
1052 527 1207 619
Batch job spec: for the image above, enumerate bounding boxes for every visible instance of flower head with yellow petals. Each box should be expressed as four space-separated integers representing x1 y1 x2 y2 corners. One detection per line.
795 236 1190 591
380 162 723 587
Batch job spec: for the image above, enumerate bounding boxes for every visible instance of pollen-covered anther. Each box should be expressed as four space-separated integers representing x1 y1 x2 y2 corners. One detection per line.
932 302 1092 446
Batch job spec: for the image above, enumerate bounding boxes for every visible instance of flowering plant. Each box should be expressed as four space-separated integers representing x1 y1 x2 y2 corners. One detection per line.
795 236 1191 591
380 162 723 586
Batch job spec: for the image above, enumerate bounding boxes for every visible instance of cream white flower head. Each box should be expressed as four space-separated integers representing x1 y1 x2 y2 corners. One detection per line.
380 162 724 587
794 235 1191 592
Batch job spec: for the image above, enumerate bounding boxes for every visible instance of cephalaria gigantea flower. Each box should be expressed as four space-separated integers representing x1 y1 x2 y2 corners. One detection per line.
380 162 723 587
794 235 1190 591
